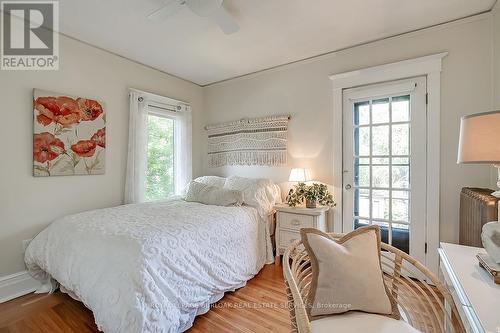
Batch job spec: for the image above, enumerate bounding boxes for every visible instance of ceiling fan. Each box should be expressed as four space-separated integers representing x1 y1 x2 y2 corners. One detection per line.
148 0 239 35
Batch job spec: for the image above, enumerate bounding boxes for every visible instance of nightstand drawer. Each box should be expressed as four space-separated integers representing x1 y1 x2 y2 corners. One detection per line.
279 212 314 230
279 230 301 248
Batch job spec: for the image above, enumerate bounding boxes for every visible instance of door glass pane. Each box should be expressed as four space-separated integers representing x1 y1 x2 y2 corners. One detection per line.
372 165 389 188
392 95 410 122
372 98 389 124
372 125 389 155
354 218 370 229
392 124 409 155
355 127 370 156
373 221 390 244
372 190 389 219
146 114 175 201
354 158 370 187
392 225 409 254
351 92 412 254
372 157 389 164
392 165 409 189
392 190 409 222
354 102 370 126
355 188 370 218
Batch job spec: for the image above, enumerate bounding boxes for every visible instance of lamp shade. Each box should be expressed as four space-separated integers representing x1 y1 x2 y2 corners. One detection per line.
289 168 311 182
457 110 500 164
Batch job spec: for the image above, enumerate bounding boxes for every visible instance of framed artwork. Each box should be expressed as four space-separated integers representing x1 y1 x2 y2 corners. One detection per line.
33 89 106 176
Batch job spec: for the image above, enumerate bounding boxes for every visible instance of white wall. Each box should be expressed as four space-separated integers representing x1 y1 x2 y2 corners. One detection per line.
494 3 500 109
203 14 494 243
0 33 203 276
493 2 500 191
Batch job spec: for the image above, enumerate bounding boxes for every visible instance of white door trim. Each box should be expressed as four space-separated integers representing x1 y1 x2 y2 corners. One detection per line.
330 52 448 275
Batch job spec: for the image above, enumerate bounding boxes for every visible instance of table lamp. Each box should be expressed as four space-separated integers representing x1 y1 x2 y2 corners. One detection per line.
288 168 311 182
458 110 500 263
457 110 500 197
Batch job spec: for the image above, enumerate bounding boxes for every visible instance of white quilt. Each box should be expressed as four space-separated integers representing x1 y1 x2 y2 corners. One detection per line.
25 199 274 333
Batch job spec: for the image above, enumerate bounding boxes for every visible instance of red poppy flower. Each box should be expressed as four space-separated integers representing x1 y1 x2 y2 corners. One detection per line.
54 96 80 127
77 98 103 121
34 97 59 126
91 128 105 148
34 96 81 127
33 132 65 163
71 140 96 157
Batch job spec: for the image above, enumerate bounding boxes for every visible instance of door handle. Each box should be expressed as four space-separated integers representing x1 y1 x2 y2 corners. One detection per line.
345 184 352 190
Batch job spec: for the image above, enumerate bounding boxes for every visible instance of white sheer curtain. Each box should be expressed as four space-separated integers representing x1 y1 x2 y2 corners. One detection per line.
173 105 192 195
125 91 148 204
125 90 192 204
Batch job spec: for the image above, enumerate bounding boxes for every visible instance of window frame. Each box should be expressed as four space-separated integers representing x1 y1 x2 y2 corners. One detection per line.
126 88 192 203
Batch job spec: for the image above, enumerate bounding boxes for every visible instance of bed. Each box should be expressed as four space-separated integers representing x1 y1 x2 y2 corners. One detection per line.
24 176 279 333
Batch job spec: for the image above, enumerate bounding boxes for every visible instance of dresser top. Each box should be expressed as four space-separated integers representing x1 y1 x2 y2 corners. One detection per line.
439 242 500 333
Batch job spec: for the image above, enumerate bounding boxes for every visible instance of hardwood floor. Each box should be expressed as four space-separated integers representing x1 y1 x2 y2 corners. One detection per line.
0 263 291 333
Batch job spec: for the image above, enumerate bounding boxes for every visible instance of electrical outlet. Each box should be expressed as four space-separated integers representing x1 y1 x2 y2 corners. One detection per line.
22 239 32 253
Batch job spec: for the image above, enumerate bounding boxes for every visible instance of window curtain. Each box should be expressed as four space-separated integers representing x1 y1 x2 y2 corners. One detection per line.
173 105 192 195
125 91 192 203
125 91 148 204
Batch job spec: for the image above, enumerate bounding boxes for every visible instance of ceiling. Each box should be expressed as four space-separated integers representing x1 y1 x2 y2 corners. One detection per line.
58 0 496 86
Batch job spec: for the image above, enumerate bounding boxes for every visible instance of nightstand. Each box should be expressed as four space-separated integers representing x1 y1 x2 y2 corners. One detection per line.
275 204 329 256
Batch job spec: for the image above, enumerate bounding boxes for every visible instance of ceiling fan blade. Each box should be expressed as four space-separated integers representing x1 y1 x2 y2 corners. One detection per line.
185 0 222 17
212 5 239 34
147 0 184 21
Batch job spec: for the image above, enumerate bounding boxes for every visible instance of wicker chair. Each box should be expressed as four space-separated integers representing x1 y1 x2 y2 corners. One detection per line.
283 233 465 333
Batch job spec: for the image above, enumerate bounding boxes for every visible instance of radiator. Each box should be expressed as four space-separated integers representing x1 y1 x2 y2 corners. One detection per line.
459 187 499 247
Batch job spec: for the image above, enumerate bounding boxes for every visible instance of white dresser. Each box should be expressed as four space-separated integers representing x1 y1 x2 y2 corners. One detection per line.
438 242 500 333
274 204 329 256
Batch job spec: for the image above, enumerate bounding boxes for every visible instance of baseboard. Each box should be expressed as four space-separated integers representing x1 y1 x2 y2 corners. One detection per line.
0 271 41 303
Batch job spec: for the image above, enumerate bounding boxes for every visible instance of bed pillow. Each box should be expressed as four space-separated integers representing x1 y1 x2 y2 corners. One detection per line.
223 176 278 218
300 226 400 320
185 181 243 206
193 176 227 188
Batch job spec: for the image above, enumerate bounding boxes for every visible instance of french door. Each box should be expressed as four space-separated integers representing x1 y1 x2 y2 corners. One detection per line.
342 77 427 265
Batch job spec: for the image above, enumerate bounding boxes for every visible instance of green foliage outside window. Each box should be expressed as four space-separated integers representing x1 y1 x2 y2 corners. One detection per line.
145 115 175 201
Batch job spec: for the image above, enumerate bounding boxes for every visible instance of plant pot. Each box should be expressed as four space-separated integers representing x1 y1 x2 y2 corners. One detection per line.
306 199 317 208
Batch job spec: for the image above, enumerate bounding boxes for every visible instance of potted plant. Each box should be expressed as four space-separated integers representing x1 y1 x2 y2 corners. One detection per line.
286 182 335 208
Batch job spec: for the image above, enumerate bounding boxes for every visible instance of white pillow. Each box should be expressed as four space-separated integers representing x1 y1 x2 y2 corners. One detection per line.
185 181 243 206
193 176 227 188
223 176 278 218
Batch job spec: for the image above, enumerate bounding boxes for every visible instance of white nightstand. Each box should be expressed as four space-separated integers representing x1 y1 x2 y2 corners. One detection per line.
275 204 329 256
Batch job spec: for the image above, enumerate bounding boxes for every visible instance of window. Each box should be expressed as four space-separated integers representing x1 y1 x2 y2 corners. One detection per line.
146 114 175 201
125 90 192 204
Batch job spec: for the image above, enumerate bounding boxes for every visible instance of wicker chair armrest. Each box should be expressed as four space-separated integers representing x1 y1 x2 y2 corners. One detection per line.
283 241 312 333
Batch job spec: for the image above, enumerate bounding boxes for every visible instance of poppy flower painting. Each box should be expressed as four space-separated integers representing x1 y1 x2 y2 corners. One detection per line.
33 89 106 176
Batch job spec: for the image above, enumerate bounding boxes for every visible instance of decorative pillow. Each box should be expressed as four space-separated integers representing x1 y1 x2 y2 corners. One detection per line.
223 176 278 218
300 226 400 320
185 181 243 206
193 175 227 188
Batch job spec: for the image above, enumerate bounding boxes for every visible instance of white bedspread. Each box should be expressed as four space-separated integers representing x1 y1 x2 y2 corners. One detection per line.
25 199 274 333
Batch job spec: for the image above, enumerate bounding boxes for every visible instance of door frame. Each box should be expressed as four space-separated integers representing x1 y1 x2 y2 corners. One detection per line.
342 77 427 265
329 52 447 275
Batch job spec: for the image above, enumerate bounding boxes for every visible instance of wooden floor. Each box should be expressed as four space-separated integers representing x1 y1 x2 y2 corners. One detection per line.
0 263 291 333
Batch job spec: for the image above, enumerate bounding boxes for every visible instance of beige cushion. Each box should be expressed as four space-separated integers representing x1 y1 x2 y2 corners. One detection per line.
301 226 400 319
185 181 243 206
311 312 420 333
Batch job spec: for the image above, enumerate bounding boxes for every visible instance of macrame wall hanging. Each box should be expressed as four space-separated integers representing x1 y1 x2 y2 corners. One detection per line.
206 115 290 167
